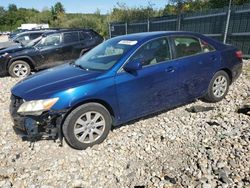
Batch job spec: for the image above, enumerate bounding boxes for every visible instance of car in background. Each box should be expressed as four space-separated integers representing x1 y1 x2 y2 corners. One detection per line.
8 29 28 40
11 30 49 45
0 29 103 77
0 30 52 50
10 31 243 149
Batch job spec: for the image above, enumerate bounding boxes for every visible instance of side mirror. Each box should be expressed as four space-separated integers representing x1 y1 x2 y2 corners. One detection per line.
124 59 142 72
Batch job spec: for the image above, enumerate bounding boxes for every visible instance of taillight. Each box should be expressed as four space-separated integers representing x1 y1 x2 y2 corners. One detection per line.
235 50 243 60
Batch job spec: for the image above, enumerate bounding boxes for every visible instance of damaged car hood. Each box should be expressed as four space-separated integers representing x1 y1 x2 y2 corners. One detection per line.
11 63 103 100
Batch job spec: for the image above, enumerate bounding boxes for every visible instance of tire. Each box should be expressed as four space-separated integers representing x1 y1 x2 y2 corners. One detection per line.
62 103 112 150
8 60 31 77
204 70 230 102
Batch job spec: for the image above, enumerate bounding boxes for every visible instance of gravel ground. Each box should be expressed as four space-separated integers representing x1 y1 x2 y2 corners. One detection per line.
0 62 249 188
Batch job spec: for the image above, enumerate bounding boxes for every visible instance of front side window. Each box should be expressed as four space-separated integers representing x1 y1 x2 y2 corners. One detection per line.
36 33 61 47
130 37 171 67
173 37 202 58
15 35 30 42
29 33 42 40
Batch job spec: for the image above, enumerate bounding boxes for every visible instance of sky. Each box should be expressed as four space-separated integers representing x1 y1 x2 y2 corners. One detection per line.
0 0 169 14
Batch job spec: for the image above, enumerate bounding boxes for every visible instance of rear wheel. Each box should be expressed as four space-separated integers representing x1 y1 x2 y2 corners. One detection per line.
204 70 230 102
62 103 112 150
8 60 31 77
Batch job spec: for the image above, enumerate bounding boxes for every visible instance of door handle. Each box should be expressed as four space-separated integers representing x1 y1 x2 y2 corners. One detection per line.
165 66 175 73
210 56 217 61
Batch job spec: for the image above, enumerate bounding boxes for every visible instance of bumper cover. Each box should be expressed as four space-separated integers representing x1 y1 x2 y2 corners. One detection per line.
9 94 66 141
231 62 243 82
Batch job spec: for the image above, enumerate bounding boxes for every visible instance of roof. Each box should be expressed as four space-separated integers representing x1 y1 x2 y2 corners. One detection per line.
111 31 202 43
41 28 95 36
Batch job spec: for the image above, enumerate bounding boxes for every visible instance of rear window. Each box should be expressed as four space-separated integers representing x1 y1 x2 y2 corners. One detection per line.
63 32 79 43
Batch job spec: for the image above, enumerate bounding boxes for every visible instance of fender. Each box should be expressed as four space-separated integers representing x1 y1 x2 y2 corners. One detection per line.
8 56 35 68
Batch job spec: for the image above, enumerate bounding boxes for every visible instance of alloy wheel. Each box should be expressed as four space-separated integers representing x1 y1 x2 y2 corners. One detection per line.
73 111 106 144
13 63 29 77
212 75 228 98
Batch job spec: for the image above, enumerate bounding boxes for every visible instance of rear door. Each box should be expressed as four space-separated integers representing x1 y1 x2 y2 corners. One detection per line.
78 31 95 56
61 31 81 60
169 35 220 99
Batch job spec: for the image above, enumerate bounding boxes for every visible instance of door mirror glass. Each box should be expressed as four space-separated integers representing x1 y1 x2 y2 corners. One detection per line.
124 59 142 72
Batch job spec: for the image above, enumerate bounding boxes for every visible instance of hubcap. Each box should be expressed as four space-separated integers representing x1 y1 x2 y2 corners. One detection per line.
74 111 106 144
212 75 227 98
13 63 28 77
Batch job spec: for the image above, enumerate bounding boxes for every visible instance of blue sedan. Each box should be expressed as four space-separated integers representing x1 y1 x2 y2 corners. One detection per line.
10 31 243 149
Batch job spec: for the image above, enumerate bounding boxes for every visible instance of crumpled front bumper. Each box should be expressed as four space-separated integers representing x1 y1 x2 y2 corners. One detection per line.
9 94 67 141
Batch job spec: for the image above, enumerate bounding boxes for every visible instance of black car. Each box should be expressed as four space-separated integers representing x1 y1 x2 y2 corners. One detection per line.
12 30 49 44
0 29 103 77
0 30 52 50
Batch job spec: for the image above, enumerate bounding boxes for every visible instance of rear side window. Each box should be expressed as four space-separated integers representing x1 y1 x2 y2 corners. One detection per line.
63 32 79 43
201 40 215 52
79 31 91 41
87 31 99 38
173 37 202 58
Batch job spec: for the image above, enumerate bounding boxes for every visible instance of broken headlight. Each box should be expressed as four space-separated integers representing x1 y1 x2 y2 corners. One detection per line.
17 98 59 116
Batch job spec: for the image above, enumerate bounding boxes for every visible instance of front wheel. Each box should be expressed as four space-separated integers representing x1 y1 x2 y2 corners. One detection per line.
204 70 230 102
62 103 112 150
8 60 31 77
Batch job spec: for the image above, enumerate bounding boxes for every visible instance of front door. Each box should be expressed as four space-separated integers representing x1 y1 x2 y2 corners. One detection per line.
115 37 178 122
33 33 65 69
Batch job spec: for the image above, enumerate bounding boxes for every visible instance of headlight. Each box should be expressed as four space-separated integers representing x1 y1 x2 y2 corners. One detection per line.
17 98 59 116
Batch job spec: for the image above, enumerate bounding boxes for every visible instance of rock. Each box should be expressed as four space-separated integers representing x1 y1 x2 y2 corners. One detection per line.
0 62 249 187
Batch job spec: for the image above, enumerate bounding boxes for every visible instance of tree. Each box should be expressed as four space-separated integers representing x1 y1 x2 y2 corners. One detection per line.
51 2 66 26
8 4 17 12
208 0 250 8
54 2 65 14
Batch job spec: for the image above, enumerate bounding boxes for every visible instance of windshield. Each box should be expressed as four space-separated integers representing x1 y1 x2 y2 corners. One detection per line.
24 36 42 47
75 38 137 71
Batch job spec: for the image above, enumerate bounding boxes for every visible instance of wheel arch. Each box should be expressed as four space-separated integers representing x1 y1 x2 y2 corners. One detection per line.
61 98 116 128
220 68 232 84
8 56 35 70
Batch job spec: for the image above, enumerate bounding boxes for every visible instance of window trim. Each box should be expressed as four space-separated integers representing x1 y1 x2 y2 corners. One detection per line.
170 35 216 60
117 36 173 73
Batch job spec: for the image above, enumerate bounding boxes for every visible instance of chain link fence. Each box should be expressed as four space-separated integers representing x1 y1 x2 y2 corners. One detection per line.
109 4 250 58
